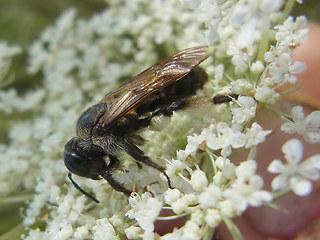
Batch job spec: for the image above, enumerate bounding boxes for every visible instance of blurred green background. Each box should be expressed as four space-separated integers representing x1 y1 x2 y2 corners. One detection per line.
0 0 319 239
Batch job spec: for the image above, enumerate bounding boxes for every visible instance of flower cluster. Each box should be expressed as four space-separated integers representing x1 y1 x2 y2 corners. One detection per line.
0 0 319 240
0 41 22 111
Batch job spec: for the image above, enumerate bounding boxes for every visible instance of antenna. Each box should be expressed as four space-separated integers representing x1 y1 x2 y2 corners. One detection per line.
68 172 100 203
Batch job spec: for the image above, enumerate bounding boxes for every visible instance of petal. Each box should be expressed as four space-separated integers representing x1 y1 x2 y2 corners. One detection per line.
304 130 320 143
221 145 232 158
206 136 220 150
271 175 289 191
299 163 320 180
290 176 312 196
190 170 208 192
268 159 285 173
249 191 273 206
236 160 257 178
231 132 246 148
291 106 305 122
282 139 303 164
289 61 306 74
306 154 320 169
305 110 320 127
281 122 296 133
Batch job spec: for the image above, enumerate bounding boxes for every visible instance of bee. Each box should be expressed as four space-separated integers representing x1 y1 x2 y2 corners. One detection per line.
64 46 209 202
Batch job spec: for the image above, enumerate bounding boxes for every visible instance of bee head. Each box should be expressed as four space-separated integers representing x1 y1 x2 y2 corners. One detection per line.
64 137 106 180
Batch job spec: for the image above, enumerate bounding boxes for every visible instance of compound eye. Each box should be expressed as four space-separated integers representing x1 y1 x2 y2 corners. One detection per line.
64 138 101 180
64 151 86 177
64 151 100 180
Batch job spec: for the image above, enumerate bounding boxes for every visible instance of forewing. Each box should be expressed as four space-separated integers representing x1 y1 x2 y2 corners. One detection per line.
98 46 208 128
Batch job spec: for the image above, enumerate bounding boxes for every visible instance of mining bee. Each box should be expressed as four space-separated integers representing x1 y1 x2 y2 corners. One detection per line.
64 46 210 203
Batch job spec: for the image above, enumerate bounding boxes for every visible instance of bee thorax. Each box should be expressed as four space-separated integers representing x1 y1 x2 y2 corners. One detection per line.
93 134 124 156
76 103 107 140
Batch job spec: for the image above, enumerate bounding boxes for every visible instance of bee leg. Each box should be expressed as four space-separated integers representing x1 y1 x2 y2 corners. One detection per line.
100 155 131 196
213 94 239 104
161 94 239 116
123 139 172 188
160 98 203 116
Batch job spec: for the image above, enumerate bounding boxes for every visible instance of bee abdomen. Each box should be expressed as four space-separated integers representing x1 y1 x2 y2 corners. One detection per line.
136 66 208 116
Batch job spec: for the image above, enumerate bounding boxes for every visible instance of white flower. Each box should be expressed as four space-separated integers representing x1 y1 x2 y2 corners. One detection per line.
230 78 254 95
235 159 257 179
161 228 183 240
281 106 320 143
214 157 236 182
92 218 117 240
185 132 207 156
125 226 142 240
22 229 45 240
254 85 280 103
199 183 222 209
231 96 256 125
0 41 21 59
250 60 264 74
223 160 273 211
22 194 48 226
268 139 320 196
0 88 18 114
206 122 246 157
275 16 308 47
45 218 74 240
180 0 201 9
164 188 181 205
182 220 202 240
212 64 224 83
185 126 214 156
56 195 86 223
229 48 250 75
217 199 238 218
126 192 162 232
205 209 222 228
190 169 208 191
269 52 299 82
166 159 187 179
0 88 45 114
74 225 90 240
263 16 308 86
171 193 198 214
245 122 272 148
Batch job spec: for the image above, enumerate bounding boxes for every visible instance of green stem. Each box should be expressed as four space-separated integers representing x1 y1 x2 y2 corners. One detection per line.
247 146 257 161
0 223 25 240
256 30 273 62
272 188 292 200
279 81 302 95
223 217 245 240
206 149 217 175
258 102 293 121
282 0 297 21
0 193 34 205
203 225 215 240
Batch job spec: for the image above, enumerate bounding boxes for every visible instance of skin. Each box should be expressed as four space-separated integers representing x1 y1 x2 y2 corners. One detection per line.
217 23 320 240
154 24 320 239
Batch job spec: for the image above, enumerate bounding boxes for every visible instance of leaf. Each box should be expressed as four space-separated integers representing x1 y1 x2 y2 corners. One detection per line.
223 217 245 240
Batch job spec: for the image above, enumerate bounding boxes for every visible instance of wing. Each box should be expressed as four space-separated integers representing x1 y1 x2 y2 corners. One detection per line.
98 45 209 129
